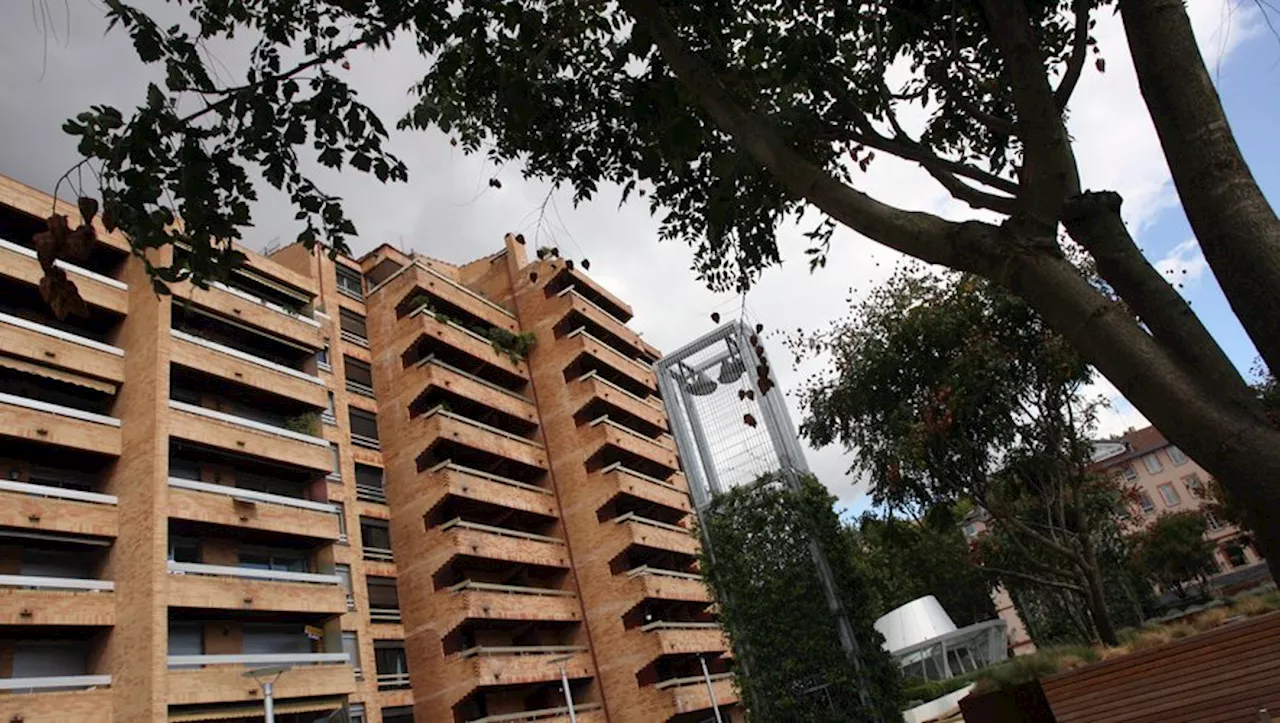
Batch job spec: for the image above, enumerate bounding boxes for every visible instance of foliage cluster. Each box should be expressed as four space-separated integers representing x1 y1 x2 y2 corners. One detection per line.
698 473 902 721
1130 510 1218 600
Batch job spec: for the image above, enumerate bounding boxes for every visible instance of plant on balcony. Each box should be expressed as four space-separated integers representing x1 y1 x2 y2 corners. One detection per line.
487 328 537 363
406 292 433 315
698 472 903 721
283 411 321 435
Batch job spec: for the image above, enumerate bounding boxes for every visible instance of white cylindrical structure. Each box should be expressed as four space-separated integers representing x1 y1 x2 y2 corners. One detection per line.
873 595 958 654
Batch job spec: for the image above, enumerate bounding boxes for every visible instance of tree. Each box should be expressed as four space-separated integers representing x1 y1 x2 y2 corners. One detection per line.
698 474 901 721
1132 511 1218 600
795 267 1127 644
851 509 996 628
51 0 1280 573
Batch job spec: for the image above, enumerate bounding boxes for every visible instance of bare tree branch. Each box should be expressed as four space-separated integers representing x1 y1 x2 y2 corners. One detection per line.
979 565 1085 593
1055 0 1090 110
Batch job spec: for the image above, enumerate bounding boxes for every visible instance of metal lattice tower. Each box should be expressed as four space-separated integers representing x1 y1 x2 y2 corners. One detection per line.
655 320 877 717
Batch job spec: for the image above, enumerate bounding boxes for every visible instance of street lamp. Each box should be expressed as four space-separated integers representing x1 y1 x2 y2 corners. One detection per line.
243 665 292 723
547 654 578 723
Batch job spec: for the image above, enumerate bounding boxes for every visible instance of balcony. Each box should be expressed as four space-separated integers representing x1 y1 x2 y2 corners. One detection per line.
410 407 548 472
571 371 666 433
166 561 347 614
168 400 331 472
0 575 114 626
171 279 323 350
0 237 127 315
449 646 592 688
0 678 112 722
645 623 730 658
167 653 354 706
594 464 691 516
615 513 699 557
559 328 657 395
467 703 606 723
0 311 125 388
427 461 558 519
626 567 712 604
552 288 649 359
170 329 326 408
167 477 341 540
0 479 117 538
543 265 633 323
658 673 740 715
408 356 538 427
440 580 581 633
407 309 530 382
390 261 521 336
0 392 120 456
582 417 678 474
430 519 570 573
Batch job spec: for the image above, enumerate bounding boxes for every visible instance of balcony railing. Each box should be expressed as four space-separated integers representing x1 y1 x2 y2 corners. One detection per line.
576 370 659 409
430 460 552 496
168 477 339 514
566 327 651 372
614 512 692 535
639 621 722 632
355 483 387 504
340 329 369 348
370 607 402 623
556 285 628 325
0 391 121 428
469 702 605 723
0 237 127 291
167 652 348 669
166 560 341 586
439 518 563 545
0 479 117 505
350 432 381 450
599 462 684 492
0 675 112 693
417 354 532 403
625 565 703 581
373 258 516 318
589 416 665 448
457 645 587 659
421 405 543 449
168 400 328 447
376 671 411 690
170 329 324 386
345 379 375 397
0 310 125 357
410 306 503 349
209 280 320 328
0 574 114 592
363 546 394 563
654 672 734 690
448 580 576 598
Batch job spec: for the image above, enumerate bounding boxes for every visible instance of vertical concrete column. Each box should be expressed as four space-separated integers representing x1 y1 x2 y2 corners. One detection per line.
104 251 173 720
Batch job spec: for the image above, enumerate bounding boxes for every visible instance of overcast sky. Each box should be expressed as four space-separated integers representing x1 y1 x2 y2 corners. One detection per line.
1 1 1273 515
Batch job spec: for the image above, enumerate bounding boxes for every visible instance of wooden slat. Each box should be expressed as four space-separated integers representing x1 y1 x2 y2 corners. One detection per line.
1043 611 1280 723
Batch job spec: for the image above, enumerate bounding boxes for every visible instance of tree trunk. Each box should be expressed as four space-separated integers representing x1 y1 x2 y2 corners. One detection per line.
1079 560 1119 646
1119 0 1280 374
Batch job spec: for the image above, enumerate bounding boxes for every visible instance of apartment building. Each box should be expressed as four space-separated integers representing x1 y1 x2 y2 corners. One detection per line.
963 425 1267 655
0 174 738 723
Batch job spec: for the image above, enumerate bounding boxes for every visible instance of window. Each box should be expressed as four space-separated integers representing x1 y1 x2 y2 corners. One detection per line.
962 523 978 538
350 409 380 449
367 576 401 622
1168 446 1188 466
1142 453 1163 475
169 536 201 564
374 641 410 689
1157 483 1181 507
356 464 386 504
342 632 362 679
336 502 349 544
345 357 375 397
1223 541 1249 568
381 705 415 723
238 546 308 573
318 345 332 371
1121 464 1138 481
336 564 354 604
168 622 204 667
1205 512 1222 531
360 517 392 555
323 391 337 424
21 549 94 579
336 265 365 300
329 444 343 481
1182 473 1204 498
340 308 369 345
346 704 366 723
11 642 89 678
1137 491 1156 515
242 623 312 655
237 470 302 499
169 457 201 481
